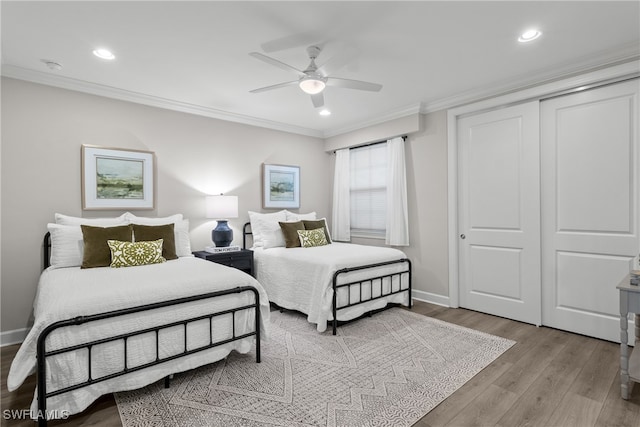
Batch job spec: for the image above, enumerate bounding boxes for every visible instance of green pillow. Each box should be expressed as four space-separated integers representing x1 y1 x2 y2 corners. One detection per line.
108 239 166 268
132 223 177 260
279 221 305 248
297 228 329 248
81 224 133 269
302 219 332 244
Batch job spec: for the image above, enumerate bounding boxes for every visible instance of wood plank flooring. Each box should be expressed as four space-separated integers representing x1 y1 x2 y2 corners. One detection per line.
2 300 639 426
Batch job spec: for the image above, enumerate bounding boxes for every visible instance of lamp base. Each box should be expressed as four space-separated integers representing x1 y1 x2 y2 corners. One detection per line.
212 220 233 247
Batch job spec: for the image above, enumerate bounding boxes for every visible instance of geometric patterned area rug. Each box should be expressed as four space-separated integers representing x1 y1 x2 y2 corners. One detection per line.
115 308 514 426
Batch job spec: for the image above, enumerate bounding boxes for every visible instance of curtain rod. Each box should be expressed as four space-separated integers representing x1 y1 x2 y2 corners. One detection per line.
331 135 407 154
343 135 407 152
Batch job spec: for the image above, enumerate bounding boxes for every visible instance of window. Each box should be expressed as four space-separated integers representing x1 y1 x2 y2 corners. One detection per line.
350 143 387 237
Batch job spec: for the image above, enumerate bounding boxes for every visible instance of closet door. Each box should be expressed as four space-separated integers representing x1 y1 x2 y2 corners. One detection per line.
458 101 541 325
541 79 639 342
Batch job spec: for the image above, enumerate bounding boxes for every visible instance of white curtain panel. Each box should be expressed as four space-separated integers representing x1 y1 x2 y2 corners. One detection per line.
331 148 351 241
385 137 410 246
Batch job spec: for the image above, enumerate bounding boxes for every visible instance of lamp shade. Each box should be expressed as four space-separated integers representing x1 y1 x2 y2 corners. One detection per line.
206 195 238 219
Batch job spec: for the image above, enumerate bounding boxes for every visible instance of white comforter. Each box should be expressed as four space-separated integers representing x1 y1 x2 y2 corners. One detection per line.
254 242 409 332
8 257 270 418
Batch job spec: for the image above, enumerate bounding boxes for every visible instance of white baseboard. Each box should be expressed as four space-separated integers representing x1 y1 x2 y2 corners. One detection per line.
1 328 29 347
412 289 450 307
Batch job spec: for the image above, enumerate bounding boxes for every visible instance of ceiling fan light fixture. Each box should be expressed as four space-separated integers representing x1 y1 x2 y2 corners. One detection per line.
299 76 326 95
518 29 542 43
93 48 115 60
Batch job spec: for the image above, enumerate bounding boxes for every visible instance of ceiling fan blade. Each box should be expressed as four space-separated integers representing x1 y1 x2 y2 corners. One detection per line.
249 52 304 75
316 46 358 77
327 77 382 92
311 92 324 108
261 32 321 53
250 80 298 93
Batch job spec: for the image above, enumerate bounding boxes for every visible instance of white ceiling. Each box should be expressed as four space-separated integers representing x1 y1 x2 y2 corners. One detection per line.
2 1 639 138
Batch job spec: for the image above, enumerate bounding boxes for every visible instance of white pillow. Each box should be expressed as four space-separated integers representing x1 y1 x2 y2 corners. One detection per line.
248 210 287 247
47 223 83 268
124 212 183 225
174 219 192 257
286 211 317 221
262 228 286 249
55 213 128 226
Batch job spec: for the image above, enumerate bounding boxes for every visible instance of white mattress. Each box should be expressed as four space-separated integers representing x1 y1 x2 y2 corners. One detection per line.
8 257 270 419
253 242 410 332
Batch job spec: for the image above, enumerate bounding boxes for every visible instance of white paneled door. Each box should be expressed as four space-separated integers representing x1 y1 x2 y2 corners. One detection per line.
541 80 639 342
457 101 542 325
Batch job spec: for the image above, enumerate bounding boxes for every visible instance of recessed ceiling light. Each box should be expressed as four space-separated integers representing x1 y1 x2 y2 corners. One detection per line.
41 59 62 70
319 109 331 116
518 29 542 43
93 48 115 60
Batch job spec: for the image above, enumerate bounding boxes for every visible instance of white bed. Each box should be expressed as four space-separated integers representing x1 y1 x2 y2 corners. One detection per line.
246 207 411 333
8 256 270 421
253 243 410 332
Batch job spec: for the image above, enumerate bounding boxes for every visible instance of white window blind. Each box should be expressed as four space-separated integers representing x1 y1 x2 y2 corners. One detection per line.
350 143 387 237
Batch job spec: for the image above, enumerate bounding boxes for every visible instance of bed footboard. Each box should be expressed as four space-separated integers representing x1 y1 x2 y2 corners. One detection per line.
331 259 411 335
36 286 261 426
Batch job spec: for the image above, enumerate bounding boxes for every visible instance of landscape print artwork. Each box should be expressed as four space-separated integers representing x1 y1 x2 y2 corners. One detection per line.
263 164 300 208
82 145 155 210
96 156 144 200
269 170 294 202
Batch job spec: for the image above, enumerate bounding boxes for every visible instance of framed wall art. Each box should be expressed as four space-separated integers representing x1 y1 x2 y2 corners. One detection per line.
262 163 300 209
82 145 156 210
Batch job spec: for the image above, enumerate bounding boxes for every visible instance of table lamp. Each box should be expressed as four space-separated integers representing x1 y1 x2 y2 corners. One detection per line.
206 194 238 247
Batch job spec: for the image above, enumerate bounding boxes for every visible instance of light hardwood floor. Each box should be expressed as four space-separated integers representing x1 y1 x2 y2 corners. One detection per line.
2 301 639 426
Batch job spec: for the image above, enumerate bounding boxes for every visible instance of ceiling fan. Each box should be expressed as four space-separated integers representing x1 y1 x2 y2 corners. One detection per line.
248 45 382 108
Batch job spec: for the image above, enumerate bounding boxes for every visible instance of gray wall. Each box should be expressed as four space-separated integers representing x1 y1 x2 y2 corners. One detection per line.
0 77 332 334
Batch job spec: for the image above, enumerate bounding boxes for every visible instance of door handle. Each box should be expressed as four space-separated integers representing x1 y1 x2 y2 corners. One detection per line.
460 234 466 239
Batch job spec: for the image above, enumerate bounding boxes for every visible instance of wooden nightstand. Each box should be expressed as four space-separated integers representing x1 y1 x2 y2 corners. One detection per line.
193 249 254 277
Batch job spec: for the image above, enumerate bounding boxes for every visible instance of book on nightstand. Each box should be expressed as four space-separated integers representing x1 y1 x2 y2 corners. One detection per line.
205 245 241 254
631 270 640 286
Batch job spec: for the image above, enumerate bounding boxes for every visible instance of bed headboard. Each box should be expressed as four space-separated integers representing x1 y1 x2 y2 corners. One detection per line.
243 222 252 250
44 231 51 269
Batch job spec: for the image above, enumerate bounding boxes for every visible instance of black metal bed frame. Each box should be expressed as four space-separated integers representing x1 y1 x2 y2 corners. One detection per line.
242 223 411 335
36 232 261 426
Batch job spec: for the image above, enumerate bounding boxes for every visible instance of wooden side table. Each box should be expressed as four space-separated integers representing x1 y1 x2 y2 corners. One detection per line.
193 249 254 277
617 275 640 399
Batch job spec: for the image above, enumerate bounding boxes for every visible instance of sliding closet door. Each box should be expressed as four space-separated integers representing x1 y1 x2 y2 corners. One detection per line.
541 79 639 342
458 101 541 325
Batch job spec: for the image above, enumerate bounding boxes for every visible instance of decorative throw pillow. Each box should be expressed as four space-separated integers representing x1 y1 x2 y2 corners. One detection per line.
108 239 166 268
81 224 133 269
302 218 332 244
132 223 177 260
297 228 329 248
279 221 305 248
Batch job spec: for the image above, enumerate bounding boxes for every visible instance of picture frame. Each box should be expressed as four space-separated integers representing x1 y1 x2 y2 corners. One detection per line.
262 163 300 209
81 145 156 210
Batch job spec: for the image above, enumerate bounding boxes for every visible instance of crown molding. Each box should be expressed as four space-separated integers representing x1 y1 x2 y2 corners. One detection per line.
420 42 640 114
1 64 325 138
322 103 422 139
3 41 638 140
